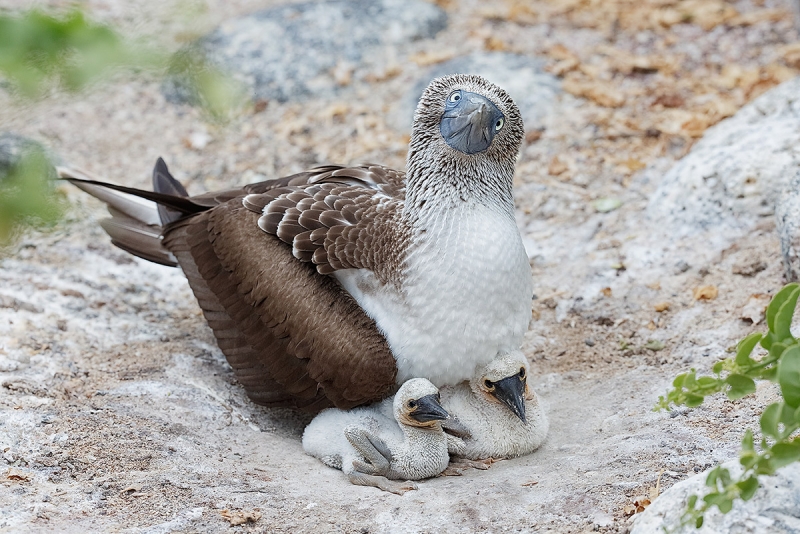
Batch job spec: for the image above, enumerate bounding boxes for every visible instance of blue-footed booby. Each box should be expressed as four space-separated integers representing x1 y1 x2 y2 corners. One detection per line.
62 74 532 411
303 378 457 494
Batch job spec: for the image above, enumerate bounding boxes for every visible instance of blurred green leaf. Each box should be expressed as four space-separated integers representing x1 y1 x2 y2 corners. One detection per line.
761 402 784 440
771 441 800 469
0 10 161 98
165 46 246 122
725 374 756 400
765 284 800 340
736 476 759 501
735 333 762 367
778 345 800 408
0 146 62 245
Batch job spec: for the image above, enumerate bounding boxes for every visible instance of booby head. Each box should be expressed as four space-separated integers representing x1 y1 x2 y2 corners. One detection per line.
439 89 505 155
405 75 524 212
394 378 449 429
472 352 532 423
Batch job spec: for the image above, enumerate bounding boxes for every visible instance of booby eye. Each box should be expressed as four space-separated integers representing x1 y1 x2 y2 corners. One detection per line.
519 367 526 379
495 117 505 131
448 91 462 103
407 399 417 409
484 379 494 390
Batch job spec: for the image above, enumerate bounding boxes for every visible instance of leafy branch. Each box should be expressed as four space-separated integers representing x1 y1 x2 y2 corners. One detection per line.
656 283 800 529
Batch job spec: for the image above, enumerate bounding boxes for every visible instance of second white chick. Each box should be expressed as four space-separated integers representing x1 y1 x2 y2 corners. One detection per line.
441 351 548 460
302 378 454 494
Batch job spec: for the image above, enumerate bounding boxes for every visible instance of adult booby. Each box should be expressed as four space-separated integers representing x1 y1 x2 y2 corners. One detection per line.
441 351 548 461
63 74 531 411
303 378 455 494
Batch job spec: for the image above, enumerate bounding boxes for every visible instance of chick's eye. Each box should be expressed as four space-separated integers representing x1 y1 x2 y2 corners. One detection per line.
408 400 417 409
519 368 526 379
449 91 462 103
484 379 494 389
495 117 504 131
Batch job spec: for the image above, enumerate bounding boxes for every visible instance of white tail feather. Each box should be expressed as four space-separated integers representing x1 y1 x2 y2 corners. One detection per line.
58 166 161 226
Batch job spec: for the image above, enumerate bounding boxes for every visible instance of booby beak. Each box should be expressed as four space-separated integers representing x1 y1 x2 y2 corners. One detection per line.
409 393 450 423
492 375 527 423
440 91 505 155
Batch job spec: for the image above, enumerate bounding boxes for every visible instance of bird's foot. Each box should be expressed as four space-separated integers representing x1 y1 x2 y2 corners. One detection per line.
439 456 495 476
345 426 392 476
458 457 495 470
348 472 418 495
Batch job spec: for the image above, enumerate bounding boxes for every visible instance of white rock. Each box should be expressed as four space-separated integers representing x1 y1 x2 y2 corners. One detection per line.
646 76 800 243
631 461 800 534
776 170 800 281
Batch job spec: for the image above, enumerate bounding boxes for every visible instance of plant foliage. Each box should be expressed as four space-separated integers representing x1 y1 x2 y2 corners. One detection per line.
657 283 800 529
0 146 63 245
0 8 245 245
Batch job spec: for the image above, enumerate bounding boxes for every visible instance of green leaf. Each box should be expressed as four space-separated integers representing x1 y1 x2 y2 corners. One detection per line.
687 494 698 509
697 376 719 388
762 332 774 351
737 476 759 501
761 403 784 440
705 466 727 488
771 442 800 469
718 497 734 514
755 455 775 475
742 429 755 452
735 333 763 366
726 374 756 400
761 366 779 382
684 371 697 389
696 516 704 528
712 361 724 374
672 373 687 388
740 451 757 469
779 345 800 408
645 339 665 351
686 394 704 407
770 342 789 362
774 286 800 342
766 284 800 335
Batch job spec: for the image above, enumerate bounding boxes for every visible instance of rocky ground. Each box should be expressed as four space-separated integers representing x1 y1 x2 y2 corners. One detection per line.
1 0 800 532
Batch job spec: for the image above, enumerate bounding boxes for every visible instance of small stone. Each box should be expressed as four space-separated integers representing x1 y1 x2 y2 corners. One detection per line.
584 338 595 347
593 198 622 213
731 259 768 277
693 285 718 300
674 260 690 273
40 414 57 424
654 302 671 312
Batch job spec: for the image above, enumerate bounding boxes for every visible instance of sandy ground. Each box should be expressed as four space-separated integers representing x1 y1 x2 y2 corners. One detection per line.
1 0 800 532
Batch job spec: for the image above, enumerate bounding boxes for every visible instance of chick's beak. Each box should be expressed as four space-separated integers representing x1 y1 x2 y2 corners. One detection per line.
492 375 527 423
409 394 450 423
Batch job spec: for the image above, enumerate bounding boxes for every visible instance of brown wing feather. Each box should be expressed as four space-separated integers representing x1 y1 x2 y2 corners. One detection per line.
242 165 408 284
162 198 397 411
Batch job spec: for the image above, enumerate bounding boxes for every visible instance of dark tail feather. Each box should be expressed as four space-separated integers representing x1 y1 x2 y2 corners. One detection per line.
58 163 203 267
64 176 205 217
100 212 177 267
152 157 190 225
